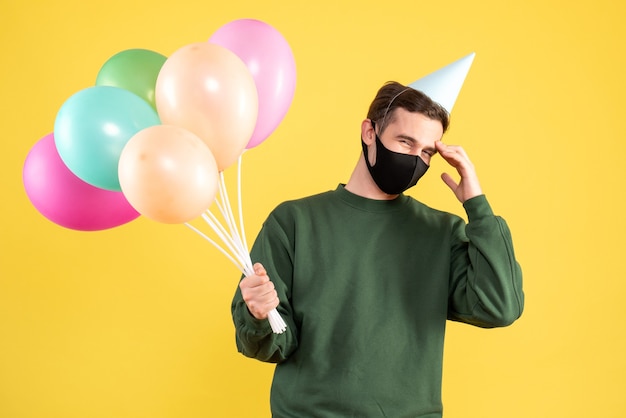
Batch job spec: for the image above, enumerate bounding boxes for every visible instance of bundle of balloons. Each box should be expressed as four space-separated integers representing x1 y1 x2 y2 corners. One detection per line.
22 19 295 334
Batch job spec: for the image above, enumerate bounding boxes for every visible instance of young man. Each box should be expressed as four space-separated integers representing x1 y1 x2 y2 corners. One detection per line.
232 81 524 417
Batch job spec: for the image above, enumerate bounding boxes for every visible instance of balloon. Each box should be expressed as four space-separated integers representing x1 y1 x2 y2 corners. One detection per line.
54 86 161 191
23 133 139 231
96 48 168 111
118 125 219 224
155 42 258 171
209 19 296 149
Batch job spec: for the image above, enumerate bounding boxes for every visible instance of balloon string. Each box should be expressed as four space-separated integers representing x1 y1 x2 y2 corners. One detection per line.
232 156 286 332
268 309 287 333
213 199 244 258
184 223 246 274
200 212 248 272
224 173 248 263
234 155 284 332
217 173 249 268
186 155 287 334
207 181 251 276
237 153 250 257
202 210 234 248
202 209 247 264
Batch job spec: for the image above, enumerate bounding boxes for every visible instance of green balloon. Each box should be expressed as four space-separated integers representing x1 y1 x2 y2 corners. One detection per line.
95 48 167 111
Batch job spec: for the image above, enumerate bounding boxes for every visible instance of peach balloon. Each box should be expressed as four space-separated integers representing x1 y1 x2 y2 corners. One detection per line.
118 125 219 224
155 42 258 171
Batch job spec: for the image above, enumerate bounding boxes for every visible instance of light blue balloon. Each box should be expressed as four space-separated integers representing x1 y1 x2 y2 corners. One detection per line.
54 86 161 191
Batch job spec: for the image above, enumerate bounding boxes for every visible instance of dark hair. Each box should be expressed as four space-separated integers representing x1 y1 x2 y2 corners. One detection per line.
367 81 450 134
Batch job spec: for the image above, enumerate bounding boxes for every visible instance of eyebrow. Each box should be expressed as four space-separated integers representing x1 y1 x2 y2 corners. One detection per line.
396 134 438 155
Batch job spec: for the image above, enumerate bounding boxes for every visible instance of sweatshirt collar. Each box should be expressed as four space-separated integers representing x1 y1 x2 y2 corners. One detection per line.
334 184 409 213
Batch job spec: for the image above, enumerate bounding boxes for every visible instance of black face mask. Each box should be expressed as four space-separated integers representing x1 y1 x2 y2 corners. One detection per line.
361 121 429 195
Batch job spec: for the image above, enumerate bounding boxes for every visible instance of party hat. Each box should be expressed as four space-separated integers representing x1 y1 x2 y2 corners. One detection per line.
408 52 475 113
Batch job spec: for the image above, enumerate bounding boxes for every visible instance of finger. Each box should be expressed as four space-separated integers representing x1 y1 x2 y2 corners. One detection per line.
250 296 280 320
441 172 458 191
437 141 465 156
240 273 269 289
242 282 275 303
266 296 280 311
259 280 276 296
247 287 279 312
435 140 450 156
436 141 460 153
252 281 276 299
436 142 461 164
261 287 280 306
455 146 470 161
441 144 472 164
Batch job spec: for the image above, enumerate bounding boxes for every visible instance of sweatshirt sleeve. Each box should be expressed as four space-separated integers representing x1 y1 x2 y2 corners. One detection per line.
447 195 524 328
231 210 299 363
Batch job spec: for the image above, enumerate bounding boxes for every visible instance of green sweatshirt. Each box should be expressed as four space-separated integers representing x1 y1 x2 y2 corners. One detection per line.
232 185 523 417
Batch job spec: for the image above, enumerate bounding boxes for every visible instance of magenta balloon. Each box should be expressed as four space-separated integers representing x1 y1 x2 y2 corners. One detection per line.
23 133 140 231
209 19 296 149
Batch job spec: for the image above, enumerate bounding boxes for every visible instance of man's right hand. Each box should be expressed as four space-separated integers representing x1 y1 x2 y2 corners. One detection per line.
239 263 280 320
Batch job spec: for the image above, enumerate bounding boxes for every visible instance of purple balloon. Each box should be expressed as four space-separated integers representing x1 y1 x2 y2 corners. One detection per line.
209 19 296 149
23 133 140 231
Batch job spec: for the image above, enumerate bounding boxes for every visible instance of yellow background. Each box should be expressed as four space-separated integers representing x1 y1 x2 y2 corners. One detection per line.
1 0 625 416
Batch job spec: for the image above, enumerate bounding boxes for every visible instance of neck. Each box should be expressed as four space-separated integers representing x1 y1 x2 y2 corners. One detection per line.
344 153 399 200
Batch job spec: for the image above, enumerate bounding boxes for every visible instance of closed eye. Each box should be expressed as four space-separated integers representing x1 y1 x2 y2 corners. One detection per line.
397 136 416 147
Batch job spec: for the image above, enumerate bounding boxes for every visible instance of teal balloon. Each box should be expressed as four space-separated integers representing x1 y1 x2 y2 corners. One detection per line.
96 49 167 111
54 86 161 191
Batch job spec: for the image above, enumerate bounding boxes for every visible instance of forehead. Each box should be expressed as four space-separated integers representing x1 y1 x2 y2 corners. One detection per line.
385 108 444 137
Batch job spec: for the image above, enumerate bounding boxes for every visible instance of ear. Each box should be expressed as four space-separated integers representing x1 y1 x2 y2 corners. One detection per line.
361 119 376 145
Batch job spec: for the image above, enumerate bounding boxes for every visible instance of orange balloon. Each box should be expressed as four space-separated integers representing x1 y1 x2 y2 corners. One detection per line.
118 125 219 224
155 42 258 171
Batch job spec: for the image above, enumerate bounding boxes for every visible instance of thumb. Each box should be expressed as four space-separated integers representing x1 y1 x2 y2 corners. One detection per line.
253 263 267 276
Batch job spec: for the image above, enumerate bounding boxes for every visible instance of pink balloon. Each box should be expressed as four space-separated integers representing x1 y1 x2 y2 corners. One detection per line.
209 19 296 149
23 133 140 231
